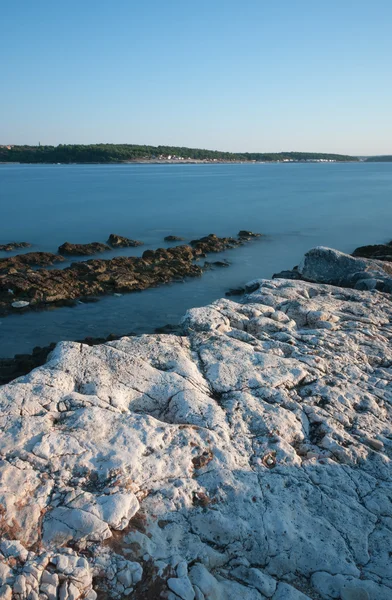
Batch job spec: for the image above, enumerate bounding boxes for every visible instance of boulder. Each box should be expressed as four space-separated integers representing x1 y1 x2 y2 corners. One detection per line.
297 246 392 290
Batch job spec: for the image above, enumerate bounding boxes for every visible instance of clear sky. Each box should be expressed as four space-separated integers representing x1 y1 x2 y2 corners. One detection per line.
1 0 391 154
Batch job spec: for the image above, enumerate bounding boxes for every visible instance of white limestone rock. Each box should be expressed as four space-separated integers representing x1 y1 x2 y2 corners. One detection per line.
272 582 311 599
0 263 391 599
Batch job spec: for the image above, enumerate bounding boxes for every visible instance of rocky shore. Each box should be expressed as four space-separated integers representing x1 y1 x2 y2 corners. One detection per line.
0 232 261 316
0 246 391 600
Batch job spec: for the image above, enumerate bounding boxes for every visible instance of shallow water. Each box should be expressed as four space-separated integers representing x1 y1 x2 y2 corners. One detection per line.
1 162 392 357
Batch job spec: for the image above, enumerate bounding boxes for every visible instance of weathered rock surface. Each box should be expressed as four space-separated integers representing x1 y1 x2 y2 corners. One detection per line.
0 334 136 387
0 233 260 316
0 273 391 599
107 234 144 248
58 242 111 256
0 252 64 273
0 242 31 252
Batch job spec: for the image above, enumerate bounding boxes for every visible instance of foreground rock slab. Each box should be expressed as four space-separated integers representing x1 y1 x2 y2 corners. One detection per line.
0 275 391 599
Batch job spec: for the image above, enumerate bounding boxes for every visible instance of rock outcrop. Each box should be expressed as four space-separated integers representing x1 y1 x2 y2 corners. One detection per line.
0 233 261 316
0 242 31 252
58 242 111 256
190 232 260 255
0 265 391 599
0 252 64 274
107 234 144 248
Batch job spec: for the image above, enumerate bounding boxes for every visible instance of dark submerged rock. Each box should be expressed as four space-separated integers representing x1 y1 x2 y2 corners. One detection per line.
58 241 111 256
0 241 31 252
107 234 144 248
225 287 246 297
238 230 262 239
352 243 392 261
164 235 185 242
154 323 183 335
272 268 302 280
204 260 230 269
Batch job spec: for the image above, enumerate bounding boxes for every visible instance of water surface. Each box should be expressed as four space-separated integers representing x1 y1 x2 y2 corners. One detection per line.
1 162 391 357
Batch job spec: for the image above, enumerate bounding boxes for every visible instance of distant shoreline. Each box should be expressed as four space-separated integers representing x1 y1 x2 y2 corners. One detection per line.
0 159 364 166
0 144 361 164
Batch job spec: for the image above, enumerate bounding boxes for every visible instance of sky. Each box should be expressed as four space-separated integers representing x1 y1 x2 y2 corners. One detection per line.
1 0 392 155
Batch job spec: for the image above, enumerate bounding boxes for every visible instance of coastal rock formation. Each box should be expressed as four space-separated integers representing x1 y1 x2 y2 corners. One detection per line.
107 234 144 248
0 270 391 599
0 252 64 273
0 246 201 315
58 242 111 256
0 242 31 252
0 233 261 316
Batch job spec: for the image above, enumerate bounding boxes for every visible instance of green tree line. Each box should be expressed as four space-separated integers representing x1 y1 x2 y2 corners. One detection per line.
0 144 358 164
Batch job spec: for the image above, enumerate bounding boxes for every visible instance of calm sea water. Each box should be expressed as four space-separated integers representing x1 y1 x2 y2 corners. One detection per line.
1 162 392 357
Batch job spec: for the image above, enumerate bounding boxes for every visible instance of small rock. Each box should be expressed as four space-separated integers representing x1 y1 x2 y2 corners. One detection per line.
0 585 12 600
231 566 277 597
363 437 384 451
11 300 30 308
341 586 369 600
167 576 195 600
272 582 311 599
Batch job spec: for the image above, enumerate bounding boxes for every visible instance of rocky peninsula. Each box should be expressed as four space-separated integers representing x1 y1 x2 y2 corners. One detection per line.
0 246 391 600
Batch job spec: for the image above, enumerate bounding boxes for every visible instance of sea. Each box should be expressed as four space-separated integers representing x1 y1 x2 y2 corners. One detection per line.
1 161 392 357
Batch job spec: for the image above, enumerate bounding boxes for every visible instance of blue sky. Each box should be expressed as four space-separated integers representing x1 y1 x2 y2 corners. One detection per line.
1 0 391 154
